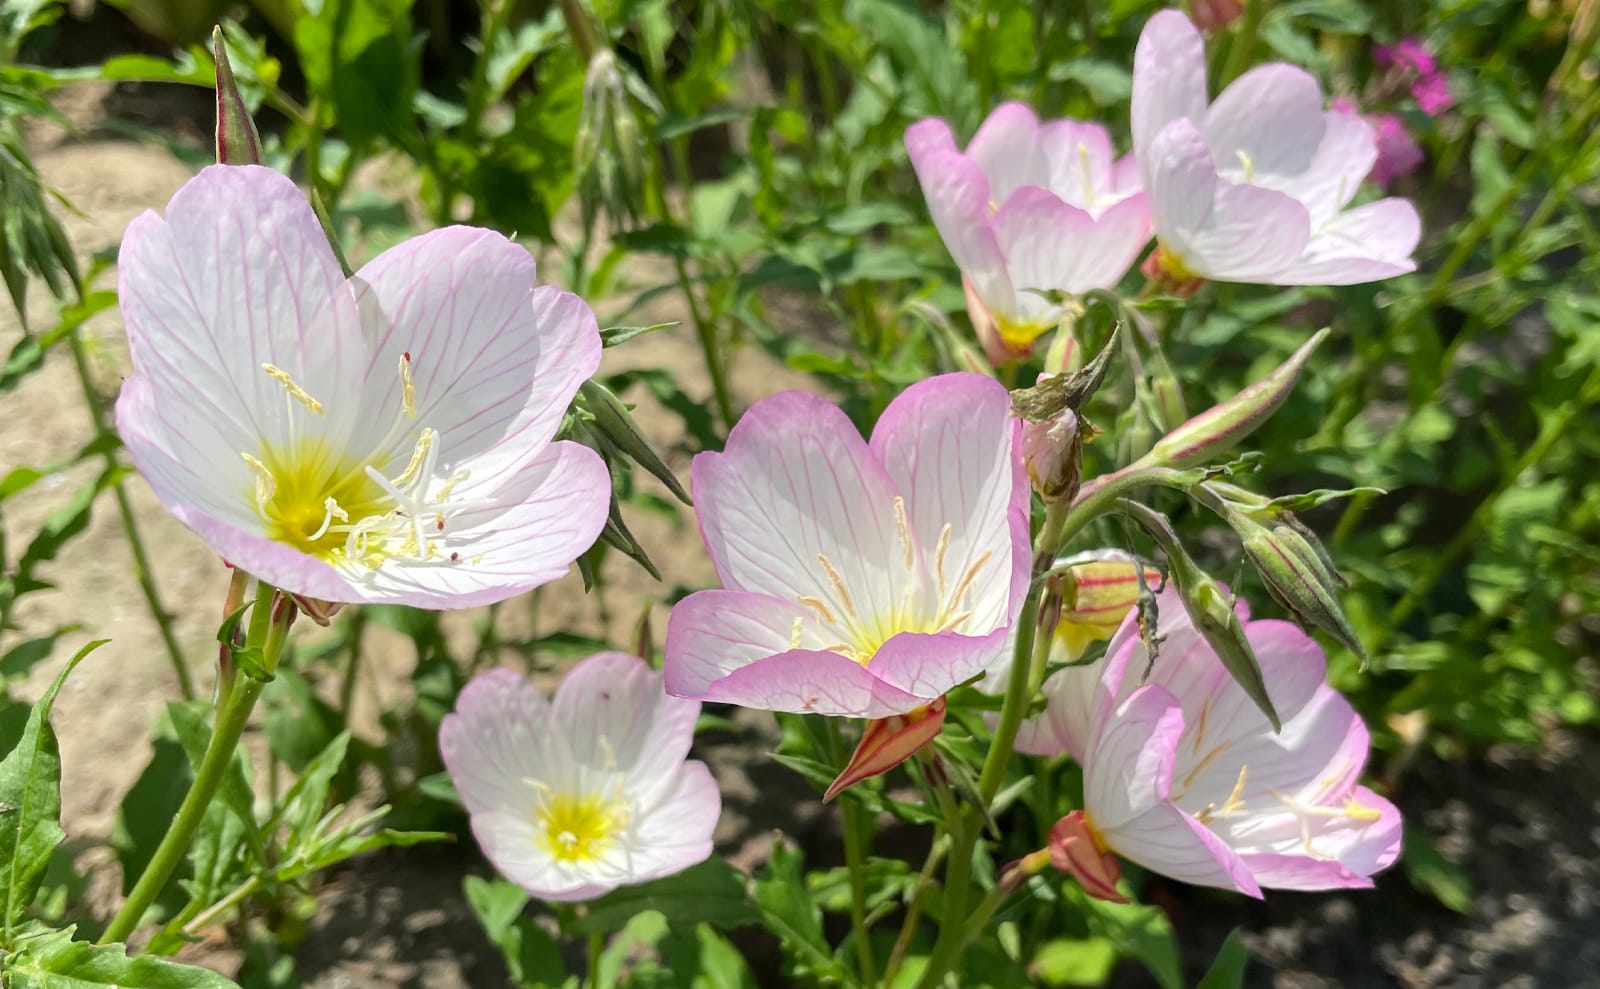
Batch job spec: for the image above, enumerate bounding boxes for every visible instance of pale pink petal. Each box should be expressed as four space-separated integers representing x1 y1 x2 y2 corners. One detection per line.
1111 153 1142 197
992 188 1151 294
1084 685 1186 828
115 375 261 533
663 589 813 698
867 373 1027 631
349 230 599 462
1085 685 1264 896
1109 801 1264 897
700 648 931 718
1015 661 1103 760
169 505 350 601
1234 787 1401 890
553 652 700 781
1204 64 1326 183
1036 120 1117 209
1146 120 1311 281
1132 10 1210 171
440 668 556 815
117 164 361 454
337 440 608 609
905 121 1009 277
1272 198 1421 285
866 624 1012 698
693 390 917 621
468 809 611 902
625 761 721 877
965 102 1047 201
1272 110 1378 225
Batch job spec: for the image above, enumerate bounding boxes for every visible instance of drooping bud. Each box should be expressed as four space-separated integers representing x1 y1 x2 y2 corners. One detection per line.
1122 501 1280 730
1047 810 1127 903
578 379 691 505
212 26 262 166
998 848 1054 895
1234 511 1370 670
1020 401 1081 504
1146 329 1329 469
1052 551 1165 661
575 47 653 230
1190 0 1245 31
824 696 947 802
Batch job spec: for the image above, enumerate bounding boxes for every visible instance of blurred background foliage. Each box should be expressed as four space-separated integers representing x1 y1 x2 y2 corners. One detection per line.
0 0 1597 979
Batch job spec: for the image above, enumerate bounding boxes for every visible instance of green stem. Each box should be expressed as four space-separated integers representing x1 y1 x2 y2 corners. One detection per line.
64 329 192 699
881 830 948 987
839 796 879 986
100 585 286 945
585 930 604 988
337 608 366 723
1216 0 1265 88
675 256 736 434
181 874 260 937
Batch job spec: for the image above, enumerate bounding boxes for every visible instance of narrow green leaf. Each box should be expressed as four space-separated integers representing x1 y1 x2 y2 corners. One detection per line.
1196 929 1249 989
0 641 101 932
571 858 754 935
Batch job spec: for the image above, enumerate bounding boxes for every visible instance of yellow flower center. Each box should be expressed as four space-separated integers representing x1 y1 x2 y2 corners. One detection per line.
536 790 630 864
994 314 1054 350
793 497 992 667
240 356 481 572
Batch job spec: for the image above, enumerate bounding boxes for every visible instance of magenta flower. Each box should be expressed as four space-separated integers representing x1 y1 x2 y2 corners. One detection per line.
1332 100 1425 188
1025 587 1401 896
440 653 720 902
1410 73 1455 117
115 165 609 608
1375 37 1437 77
906 104 1151 361
663 373 1030 717
1132 10 1421 286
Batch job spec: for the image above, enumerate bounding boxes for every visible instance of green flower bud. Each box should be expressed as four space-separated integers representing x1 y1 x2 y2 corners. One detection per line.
1236 512 1370 670
1147 328 1329 469
212 27 262 166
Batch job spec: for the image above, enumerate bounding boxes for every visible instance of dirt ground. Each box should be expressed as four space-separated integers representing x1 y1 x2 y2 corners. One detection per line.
4 80 1599 989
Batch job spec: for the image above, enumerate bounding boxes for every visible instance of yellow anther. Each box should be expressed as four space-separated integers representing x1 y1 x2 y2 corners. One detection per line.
1077 140 1095 205
399 352 416 420
892 496 914 570
945 549 992 615
261 363 324 416
816 553 859 619
1180 740 1233 791
1234 149 1255 184
934 523 953 599
1342 795 1382 822
435 468 470 502
798 595 839 626
392 429 435 488
788 617 804 650
240 452 276 509
1221 765 1249 814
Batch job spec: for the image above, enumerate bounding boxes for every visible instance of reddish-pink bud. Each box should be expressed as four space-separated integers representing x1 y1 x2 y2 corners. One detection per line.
1048 810 1127 903
1190 0 1244 31
824 696 947 802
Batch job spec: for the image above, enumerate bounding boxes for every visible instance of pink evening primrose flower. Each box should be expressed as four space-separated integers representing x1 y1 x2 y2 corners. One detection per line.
1132 10 1421 286
906 104 1151 362
440 653 720 902
115 165 610 608
1022 587 1401 897
663 373 1031 717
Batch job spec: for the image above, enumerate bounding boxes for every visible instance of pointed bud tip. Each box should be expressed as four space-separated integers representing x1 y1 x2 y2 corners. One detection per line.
823 697 947 802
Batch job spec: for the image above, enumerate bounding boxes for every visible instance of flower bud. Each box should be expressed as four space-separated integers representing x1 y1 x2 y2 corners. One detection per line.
1146 328 1329 469
578 379 691 505
1236 513 1370 669
1020 402 1081 504
1058 551 1164 637
1047 810 1127 903
1123 502 1280 730
1190 0 1244 31
824 697 947 802
212 27 262 166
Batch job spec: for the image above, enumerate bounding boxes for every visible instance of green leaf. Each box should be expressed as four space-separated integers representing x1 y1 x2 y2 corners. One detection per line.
1402 826 1473 914
2 924 239 987
1196 929 1249 989
1073 890 1184 989
1028 937 1117 987
269 732 351 839
0 642 100 932
571 858 754 935
274 826 446 882
752 844 848 982
599 322 676 349
463 876 569 988
0 627 80 681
